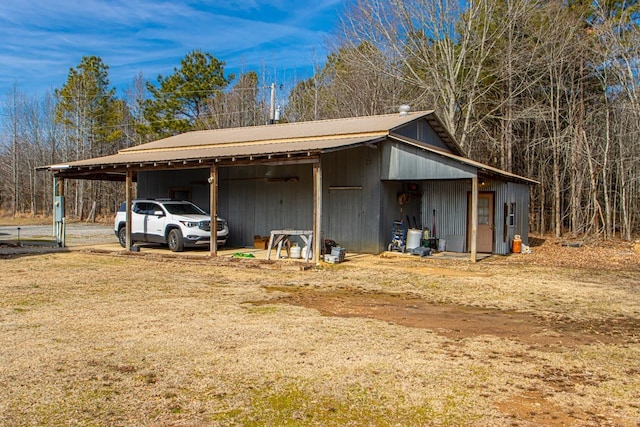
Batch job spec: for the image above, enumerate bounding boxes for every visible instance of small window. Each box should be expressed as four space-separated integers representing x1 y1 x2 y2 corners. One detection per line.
509 203 516 227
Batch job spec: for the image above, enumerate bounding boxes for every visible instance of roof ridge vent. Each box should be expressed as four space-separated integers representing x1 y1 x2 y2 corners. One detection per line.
399 105 411 116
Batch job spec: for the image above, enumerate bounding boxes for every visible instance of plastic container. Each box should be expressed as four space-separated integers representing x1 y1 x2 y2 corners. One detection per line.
512 235 522 253
290 244 301 259
331 246 346 262
407 229 422 250
437 239 446 252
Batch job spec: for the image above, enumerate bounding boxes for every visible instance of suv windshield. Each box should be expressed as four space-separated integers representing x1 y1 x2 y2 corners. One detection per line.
163 202 206 215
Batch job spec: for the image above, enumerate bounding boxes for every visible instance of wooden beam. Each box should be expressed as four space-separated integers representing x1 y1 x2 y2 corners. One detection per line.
210 164 218 257
218 156 319 167
312 160 322 263
125 170 133 251
470 176 478 263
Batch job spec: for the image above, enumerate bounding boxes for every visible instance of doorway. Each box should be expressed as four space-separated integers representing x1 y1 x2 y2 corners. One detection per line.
468 192 494 253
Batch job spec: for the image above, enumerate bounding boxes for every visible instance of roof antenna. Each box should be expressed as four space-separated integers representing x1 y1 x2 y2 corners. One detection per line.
399 105 411 116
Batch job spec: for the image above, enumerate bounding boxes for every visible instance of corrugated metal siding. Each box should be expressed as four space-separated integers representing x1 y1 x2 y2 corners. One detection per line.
421 179 526 255
482 180 508 255
220 164 313 247
137 166 313 248
422 181 470 250
136 146 531 254
381 141 476 180
137 169 211 209
322 146 381 253
392 120 451 151
508 182 531 247
482 181 530 254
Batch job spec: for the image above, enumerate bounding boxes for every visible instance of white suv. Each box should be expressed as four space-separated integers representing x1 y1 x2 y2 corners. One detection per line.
114 199 229 252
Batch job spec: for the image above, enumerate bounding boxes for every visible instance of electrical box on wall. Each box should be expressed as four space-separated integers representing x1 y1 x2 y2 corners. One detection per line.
54 196 65 222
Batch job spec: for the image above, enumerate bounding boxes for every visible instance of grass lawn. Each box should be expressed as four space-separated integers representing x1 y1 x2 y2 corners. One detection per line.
0 249 639 426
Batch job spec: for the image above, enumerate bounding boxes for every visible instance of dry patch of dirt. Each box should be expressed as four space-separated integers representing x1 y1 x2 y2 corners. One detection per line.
260 288 639 347
496 391 592 426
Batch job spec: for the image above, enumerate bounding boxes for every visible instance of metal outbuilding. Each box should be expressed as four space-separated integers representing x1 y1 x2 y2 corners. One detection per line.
43 110 537 262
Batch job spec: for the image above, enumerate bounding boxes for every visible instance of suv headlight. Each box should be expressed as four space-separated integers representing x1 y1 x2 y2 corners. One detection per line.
180 221 199 228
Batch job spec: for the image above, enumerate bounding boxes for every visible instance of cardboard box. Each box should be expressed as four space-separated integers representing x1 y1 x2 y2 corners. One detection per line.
253 235 269 249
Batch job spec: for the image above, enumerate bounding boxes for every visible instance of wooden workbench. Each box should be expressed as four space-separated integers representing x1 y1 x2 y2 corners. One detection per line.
266 229 313 262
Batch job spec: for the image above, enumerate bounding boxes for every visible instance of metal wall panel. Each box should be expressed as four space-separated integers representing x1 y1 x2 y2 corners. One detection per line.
392 119 450 151
421 179 530 255
322 146 382 253
483 180 530 254
482 179 508 255
381 142 476 180
509 182 531 248
422 180 470 250
136 146 531 254
220 164 314 247
137 169 211 209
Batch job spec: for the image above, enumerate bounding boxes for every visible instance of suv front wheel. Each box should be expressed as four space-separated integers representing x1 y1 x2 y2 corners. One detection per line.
118 227 128 248
167 228 184 252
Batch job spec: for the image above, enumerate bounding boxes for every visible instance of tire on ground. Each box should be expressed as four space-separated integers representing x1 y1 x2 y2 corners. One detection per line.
167 228 184 252
118 226 128 248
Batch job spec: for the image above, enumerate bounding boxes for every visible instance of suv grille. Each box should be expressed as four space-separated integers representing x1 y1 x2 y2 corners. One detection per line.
197 220 224 232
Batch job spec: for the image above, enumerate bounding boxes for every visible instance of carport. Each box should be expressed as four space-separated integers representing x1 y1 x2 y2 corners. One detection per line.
41 111 536 263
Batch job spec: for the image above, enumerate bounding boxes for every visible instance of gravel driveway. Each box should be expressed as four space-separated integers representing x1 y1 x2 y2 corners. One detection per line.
0 223 115 249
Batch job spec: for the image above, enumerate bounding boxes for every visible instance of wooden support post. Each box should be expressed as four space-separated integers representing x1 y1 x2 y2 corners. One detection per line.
210 164 218 257
125 170 133 251
470 176 478 263
312 159 322 263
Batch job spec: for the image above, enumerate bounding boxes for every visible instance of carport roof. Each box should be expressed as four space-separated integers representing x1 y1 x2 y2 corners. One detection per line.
41 111 536 185
43 111 451 179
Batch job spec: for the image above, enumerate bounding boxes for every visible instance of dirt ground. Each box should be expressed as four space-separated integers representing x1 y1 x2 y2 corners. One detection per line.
0 235 639 425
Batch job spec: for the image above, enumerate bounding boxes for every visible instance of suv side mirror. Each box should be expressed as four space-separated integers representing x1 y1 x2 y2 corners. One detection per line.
153 210 164 217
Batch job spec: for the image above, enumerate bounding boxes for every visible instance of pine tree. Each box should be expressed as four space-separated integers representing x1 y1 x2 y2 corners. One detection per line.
139 50 233 139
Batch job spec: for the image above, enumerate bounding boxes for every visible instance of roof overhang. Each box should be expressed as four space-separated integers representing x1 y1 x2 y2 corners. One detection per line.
38 134 388 180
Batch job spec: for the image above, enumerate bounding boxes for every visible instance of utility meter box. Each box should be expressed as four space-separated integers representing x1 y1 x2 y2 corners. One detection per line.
54 196 65 222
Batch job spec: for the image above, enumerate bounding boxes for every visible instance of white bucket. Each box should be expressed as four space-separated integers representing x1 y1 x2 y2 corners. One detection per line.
437 239 446 252
407 229 422 249
290 245 301 259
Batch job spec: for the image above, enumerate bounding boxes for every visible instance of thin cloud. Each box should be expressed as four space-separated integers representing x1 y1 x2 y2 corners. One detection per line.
0 0 338 95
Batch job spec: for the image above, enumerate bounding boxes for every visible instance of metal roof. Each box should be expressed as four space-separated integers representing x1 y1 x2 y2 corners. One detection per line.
121 111 436 153
43 111 438 179
41 110 535 185
52 135 385 169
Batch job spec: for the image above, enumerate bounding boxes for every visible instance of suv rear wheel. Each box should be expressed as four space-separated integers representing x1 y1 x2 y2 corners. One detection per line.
167 228 184 252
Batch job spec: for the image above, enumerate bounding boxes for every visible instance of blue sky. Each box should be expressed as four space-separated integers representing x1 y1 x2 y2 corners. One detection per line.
0 0 342 97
